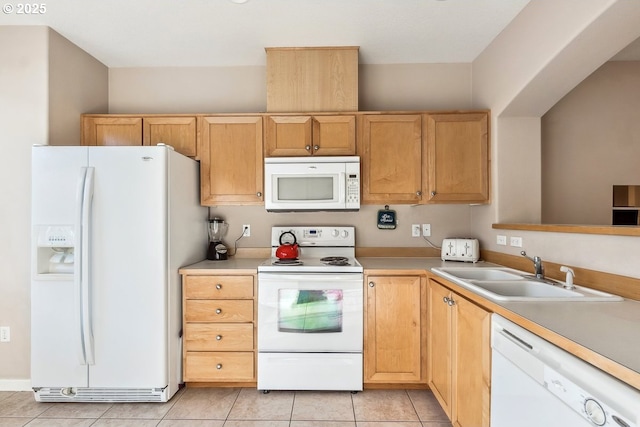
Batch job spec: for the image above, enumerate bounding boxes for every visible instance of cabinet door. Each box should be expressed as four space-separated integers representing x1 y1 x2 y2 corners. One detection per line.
452 295 491 427
143 116 197 158
365 274 426 383
265 116 312 156
82 117 142 146
428 279 453 417
425 113 489 203
200 116 263 205
312 115 356 155
358 115 423 203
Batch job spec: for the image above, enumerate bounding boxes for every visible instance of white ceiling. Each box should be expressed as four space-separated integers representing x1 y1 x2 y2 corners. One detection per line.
0 0 534 68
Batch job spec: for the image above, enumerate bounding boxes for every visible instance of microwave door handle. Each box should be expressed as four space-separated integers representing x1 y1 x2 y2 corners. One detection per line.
339 172 346 204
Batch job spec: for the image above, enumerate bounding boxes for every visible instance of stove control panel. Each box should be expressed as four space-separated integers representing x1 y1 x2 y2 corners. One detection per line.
271 226 355 247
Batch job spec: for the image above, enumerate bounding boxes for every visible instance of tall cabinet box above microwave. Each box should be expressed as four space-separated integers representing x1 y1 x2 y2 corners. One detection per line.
264 156 360 212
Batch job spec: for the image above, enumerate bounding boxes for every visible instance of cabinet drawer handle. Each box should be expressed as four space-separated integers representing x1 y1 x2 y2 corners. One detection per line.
216 364 223 370
313 145 319 151
215 308 222 314
368 281 375 288
216 335 222 341
215 284 222 290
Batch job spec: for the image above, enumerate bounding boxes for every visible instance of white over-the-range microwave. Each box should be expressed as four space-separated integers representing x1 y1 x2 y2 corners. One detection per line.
264 156 360 212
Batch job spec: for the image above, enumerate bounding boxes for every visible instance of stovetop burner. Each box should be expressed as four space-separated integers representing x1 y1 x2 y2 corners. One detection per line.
272 258 303 266
320 256 351 266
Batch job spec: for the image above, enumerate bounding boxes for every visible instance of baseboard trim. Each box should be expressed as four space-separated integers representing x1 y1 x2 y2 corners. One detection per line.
0 379 32 391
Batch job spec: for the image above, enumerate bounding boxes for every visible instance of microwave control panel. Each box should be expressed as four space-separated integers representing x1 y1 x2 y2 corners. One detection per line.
346 163 360 208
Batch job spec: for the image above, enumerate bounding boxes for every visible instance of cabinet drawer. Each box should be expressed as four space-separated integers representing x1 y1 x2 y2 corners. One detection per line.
185 323 254 351
184 351 255 381
185 300 254 322
185 275 254 299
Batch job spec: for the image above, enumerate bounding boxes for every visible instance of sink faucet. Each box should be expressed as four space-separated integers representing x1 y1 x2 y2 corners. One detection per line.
520 251 544 279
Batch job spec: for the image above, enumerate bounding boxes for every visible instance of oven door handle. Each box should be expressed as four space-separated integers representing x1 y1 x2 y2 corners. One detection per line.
259 273 363 282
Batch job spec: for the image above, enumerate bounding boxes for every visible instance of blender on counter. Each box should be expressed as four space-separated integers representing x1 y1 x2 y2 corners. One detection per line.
207 217 229 260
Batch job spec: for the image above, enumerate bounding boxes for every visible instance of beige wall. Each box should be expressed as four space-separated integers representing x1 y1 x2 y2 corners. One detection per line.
48 29 108 145
0 26 49 389
0 27 108 389
471 0 640 279
541 61 640 224
108 63 472 114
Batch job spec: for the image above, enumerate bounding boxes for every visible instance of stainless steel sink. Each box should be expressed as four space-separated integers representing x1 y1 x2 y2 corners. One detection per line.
467 280 622 302
431 267 623 302
435 267 524 281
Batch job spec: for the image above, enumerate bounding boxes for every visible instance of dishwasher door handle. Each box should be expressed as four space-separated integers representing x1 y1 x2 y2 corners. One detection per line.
499 328 534 351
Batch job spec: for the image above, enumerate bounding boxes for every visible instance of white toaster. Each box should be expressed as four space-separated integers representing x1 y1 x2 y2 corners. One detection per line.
441 238 480 263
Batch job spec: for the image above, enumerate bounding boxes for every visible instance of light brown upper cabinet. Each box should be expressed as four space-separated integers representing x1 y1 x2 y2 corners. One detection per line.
425 112 489 204
82 115 197 158
358 114 423 204
82 116 142 147
143 117 197 158
199 116 264 206
266 46 359 112
265 115 356 157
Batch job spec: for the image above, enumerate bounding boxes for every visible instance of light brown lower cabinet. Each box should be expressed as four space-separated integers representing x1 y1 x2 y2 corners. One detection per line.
182 274 256 384
428 276 491 427
364 273 427 385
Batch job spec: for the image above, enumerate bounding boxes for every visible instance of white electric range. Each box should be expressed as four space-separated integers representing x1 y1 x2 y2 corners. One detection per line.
257 226 364 392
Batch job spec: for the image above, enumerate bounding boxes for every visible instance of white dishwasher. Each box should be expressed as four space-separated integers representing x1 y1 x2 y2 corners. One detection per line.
491 314 640 427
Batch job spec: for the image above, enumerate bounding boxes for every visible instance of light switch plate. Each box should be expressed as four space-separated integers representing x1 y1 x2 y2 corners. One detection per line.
497 235 507 245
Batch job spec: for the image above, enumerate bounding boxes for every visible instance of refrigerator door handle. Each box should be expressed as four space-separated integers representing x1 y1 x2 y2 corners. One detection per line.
74 167 88 365
80 167 95 365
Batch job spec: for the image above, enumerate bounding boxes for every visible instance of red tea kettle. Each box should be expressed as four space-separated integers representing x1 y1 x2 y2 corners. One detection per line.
276 231 299 259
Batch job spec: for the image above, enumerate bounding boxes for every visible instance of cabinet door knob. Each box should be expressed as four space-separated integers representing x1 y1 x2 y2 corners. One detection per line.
368 281 375 287
215 284 222 290
447 298 456 306
305 145 311 151
416 190 422 196
313 145 319 151
256 191 262 197
216 364 223 370
215 308 222 314
443 296 449 303
431 191 437 196
216 335 222 341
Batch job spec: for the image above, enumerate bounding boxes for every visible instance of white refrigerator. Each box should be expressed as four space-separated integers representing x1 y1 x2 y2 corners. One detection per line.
31 145 207 402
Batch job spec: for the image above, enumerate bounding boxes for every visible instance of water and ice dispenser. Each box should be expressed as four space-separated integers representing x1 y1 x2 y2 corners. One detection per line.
34 225 75 277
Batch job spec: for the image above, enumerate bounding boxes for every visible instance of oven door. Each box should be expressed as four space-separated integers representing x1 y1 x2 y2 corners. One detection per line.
257 273 363 352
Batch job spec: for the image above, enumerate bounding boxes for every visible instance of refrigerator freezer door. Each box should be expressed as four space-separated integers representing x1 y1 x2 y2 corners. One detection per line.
86 147 169 388
31 146 90 387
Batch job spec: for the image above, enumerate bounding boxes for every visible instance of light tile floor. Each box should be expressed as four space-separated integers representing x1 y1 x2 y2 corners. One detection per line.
0 388 452 427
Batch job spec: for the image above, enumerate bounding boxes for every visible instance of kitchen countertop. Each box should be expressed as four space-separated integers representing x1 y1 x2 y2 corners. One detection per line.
179 258 264 274
180 255 640 390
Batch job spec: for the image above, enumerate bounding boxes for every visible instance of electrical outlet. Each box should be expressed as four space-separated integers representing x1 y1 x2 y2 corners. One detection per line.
422 224 431 237
242 224 251 237
0 327 10 343
411 224 421 237
497 235 507 245
510 236 523 247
